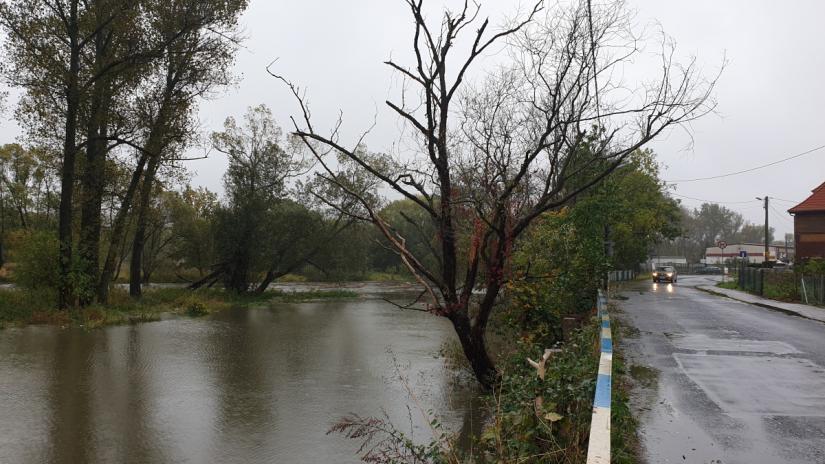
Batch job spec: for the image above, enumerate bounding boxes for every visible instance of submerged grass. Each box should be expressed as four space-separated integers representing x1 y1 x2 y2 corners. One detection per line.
0 286 358 329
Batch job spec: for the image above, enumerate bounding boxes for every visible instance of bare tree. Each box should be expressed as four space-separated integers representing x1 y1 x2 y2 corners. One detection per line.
275 0 717 388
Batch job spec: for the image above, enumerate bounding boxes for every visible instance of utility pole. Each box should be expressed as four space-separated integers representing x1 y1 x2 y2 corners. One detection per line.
757 196 770 264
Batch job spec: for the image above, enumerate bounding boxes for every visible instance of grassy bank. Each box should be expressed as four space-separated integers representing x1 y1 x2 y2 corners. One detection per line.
0 287 358 329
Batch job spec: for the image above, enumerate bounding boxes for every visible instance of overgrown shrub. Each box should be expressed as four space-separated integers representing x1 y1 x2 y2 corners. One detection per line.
185 300 209 317
798 258 825 275
763 271 797 301
10 230 60 290
505 210 605 346
474 322 600 462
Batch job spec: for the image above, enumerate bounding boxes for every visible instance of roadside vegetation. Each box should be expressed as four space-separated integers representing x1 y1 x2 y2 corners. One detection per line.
716 280 739 290
717 258 825 306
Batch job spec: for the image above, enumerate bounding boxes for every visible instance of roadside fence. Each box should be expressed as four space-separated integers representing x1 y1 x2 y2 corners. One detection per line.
608 270 636 282
738 266 764 295
800 274 825 305
586 289 612 464
737 265 825 306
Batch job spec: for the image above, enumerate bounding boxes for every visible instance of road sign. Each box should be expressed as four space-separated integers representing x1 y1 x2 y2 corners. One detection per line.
717 241 727 250
739 250 747 258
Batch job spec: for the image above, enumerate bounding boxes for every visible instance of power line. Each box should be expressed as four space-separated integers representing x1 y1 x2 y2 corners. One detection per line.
669 192 758 205
770 197 801 204
663 143 825 183
670 192 802 207
769 203 794 226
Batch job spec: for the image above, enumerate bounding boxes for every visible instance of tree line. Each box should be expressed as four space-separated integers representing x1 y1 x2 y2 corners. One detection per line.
0 113 446 294
0 0 248 306
655 202 791 262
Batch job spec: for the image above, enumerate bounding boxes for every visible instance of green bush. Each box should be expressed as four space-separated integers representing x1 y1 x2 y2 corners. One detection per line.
185 300 209 317
473 322 600 462
505 210 605 346
0 289 33 323
11 231 60 290
798 258 825 275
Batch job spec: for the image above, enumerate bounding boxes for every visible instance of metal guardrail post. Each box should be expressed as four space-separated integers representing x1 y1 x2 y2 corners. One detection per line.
586 290 612 464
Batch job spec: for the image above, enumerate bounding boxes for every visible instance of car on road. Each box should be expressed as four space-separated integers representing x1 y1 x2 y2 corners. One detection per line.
653 266 678 283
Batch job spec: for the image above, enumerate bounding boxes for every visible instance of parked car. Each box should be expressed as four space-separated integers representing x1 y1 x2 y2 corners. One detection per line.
696 266 722 275
653 266 678 283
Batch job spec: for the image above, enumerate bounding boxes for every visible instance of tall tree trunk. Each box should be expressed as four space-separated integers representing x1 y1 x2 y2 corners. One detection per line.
130 155 161 298
128 52 178 298
97 152 148 303
58 0 81 309
451 247 504 389
225 248 251 293
450 310 498 390
78 81 110 305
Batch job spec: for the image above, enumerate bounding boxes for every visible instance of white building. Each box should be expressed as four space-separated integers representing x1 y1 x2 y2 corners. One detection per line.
704 243 794 265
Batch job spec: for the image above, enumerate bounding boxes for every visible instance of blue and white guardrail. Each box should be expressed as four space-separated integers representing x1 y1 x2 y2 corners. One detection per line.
586 289 612 464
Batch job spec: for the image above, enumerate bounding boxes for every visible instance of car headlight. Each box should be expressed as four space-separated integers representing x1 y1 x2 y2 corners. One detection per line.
667 272 673 277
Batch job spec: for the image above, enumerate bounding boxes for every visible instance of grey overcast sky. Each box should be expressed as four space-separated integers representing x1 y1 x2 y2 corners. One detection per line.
2 0 824 238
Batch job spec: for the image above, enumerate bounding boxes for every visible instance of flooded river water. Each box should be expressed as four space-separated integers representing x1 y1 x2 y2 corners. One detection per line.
0 285 483 463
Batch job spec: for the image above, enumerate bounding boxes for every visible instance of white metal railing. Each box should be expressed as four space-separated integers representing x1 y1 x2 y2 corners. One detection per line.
586 290 612 464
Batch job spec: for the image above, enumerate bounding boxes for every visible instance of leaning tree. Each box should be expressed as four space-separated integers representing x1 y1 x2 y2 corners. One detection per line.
276 0 717 388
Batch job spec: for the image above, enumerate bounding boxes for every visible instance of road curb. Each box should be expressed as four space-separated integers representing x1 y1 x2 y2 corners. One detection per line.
695 285 825 324
586 290 612 464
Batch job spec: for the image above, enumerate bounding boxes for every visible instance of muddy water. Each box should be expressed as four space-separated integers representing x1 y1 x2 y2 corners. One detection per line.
0 292 483 463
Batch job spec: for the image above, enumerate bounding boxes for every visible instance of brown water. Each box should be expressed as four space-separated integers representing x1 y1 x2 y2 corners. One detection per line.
0 294 483 463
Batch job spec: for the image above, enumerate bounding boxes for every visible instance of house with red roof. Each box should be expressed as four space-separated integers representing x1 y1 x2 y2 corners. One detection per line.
789 181 825 260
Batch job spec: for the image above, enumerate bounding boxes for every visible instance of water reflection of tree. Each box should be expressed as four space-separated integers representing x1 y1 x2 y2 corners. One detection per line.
120 326 164 462
46 329 95 464
43 325 172 463
205 306 284 460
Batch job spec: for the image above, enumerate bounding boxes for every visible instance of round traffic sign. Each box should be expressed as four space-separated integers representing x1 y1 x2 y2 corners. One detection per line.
717 241 727 249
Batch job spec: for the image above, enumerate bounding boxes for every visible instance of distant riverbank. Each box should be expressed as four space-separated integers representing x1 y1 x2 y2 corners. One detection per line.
0 284 373 329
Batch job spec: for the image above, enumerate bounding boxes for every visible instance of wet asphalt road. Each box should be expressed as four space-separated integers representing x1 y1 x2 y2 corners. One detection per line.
617 275 825 464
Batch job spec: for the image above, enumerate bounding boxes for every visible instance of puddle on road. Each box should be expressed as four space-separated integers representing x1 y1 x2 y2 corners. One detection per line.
667 334 800 355
629 364 659 387
674 354 825 417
